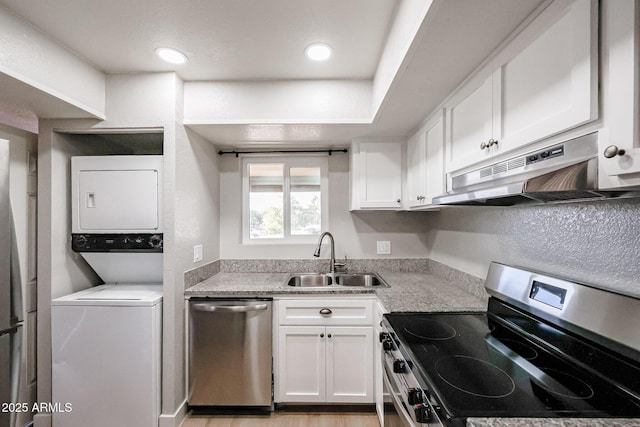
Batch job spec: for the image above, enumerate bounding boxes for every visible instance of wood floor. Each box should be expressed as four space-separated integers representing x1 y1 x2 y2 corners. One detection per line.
181 409 381 427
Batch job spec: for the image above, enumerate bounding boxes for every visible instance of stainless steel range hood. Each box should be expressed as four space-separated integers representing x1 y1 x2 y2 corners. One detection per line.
432 132 640 206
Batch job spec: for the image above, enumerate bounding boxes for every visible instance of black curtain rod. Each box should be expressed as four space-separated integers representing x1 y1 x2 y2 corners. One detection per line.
218 148 348 157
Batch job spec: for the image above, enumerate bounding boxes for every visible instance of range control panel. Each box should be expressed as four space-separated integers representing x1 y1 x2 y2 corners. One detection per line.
72 233 163 253
525 144 564 165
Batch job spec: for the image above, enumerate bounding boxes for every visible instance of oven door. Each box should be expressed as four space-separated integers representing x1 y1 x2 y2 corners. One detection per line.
382 364 418 427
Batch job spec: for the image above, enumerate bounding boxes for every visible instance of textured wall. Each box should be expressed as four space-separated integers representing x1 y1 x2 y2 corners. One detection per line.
426 198 640 298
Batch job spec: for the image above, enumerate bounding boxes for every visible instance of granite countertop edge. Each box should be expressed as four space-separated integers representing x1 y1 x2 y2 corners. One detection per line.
184 270 488 313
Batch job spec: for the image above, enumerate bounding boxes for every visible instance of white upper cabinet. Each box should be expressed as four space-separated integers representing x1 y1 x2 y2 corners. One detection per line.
446 0 597 173
350 141 403 210
599 0 640 188
445 71 496 172
406 131 426 208
406 110 445 208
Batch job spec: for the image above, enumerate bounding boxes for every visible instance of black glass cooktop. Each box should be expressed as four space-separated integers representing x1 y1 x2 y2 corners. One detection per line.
384 300 640 422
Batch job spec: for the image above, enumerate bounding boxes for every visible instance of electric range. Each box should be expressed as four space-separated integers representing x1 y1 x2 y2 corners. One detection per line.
381 262 640 426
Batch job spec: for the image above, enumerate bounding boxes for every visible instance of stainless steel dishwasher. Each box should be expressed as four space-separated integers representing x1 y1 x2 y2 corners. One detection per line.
188 298 273 408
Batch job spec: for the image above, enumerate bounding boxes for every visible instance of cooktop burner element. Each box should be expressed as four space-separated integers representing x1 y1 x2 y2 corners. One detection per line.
435 355 515 398
381 263 640 426
534 368 595 400
403 319 457 341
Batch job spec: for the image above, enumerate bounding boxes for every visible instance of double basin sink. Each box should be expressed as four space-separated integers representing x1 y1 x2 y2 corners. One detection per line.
285 272 389 288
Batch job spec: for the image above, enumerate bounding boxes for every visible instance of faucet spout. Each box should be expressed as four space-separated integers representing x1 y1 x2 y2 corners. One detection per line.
313 232 336 273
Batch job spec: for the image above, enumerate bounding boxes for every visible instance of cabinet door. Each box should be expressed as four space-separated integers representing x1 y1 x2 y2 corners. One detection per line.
357 142 403 209
599 0 640 187
325 327 374 403
405 132 427 208
373 303 386 426
445 75 494 172
277 326 326 402
496 0 597 154
424 112 445 204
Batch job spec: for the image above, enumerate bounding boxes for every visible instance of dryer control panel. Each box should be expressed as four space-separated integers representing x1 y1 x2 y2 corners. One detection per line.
72 233 163 253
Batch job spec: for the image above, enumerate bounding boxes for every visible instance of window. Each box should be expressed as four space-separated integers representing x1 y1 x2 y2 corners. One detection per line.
242 156 328 243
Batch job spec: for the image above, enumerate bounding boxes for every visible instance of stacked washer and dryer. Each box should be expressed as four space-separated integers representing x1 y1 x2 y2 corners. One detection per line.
51 155 164 427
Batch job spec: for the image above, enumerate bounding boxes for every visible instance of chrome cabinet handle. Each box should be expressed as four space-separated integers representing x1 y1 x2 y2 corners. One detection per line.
604 145 626 158
319 308 332 315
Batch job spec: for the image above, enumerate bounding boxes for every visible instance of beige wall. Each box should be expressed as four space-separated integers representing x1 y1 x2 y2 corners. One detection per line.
218 153 431 260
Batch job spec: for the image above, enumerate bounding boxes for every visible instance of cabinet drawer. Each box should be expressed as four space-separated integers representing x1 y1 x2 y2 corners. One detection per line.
278 299 373 326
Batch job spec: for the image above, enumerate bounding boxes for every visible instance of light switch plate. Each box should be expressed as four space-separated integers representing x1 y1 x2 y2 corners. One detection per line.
376 241 391 255
193 245 203 263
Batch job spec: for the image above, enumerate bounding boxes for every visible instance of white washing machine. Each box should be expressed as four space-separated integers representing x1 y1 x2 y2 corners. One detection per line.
51 284 162 427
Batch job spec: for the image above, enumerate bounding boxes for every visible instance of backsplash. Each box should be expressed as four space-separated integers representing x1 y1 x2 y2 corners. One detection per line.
219 258 430 273
426 198 640 298
184 260 220 288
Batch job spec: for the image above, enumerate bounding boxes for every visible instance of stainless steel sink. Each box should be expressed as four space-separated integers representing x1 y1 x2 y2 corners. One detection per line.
285 272 389 288
333 273 386 287
285 273 332 287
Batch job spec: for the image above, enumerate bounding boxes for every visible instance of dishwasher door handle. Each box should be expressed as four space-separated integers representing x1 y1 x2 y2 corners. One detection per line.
191 303 269 313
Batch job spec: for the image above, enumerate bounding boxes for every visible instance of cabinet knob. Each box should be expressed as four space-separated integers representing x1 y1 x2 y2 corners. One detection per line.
327 334 332 338
604 145 626 158
480 141 488 150
488 138 498 147
319 308 332 315
396 198 401 203
320 333 324 338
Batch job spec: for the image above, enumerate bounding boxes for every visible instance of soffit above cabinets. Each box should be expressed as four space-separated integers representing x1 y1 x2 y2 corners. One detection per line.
0 0 545 143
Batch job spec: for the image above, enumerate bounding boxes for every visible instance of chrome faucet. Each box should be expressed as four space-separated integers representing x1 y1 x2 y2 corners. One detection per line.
313 232 346 273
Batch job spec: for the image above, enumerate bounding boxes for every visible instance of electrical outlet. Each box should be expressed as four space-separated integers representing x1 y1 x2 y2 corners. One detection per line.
377 241 391 255
193 245 203 263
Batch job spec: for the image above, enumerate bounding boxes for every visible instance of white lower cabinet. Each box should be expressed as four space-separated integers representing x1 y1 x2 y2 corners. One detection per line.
373 301 386 426
275 298 375 404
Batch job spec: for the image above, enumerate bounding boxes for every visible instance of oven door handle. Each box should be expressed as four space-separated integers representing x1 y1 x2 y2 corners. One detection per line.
383 363 418 427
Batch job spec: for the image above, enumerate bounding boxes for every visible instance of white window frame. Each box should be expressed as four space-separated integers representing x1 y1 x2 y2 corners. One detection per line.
241 155 329 244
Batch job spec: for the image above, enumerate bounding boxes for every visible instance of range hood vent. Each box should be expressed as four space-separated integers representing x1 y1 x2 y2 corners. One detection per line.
433 133 640 206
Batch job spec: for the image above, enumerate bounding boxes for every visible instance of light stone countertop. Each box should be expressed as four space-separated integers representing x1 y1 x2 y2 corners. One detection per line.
184 271 488 312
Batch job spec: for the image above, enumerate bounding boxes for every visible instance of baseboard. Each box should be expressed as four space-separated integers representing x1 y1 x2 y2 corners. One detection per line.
159 399 188 427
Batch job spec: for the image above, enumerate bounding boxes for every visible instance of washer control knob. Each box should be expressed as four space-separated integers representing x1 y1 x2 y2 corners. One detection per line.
73 235 88 248
149 234 163 249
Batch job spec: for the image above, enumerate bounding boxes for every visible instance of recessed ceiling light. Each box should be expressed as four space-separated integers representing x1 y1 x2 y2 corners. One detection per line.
305 43 332 61
155 47 188 64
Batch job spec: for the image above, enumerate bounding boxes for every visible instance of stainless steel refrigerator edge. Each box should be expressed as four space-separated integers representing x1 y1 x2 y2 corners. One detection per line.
188 299 273 408
0 139 24 427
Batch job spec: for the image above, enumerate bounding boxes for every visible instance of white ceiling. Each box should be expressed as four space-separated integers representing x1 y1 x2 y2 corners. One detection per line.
0 0 545 144
0 0 397 81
